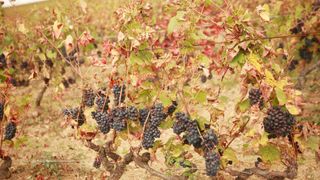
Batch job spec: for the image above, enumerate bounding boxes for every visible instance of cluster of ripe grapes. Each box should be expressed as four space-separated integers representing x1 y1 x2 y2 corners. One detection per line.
0 54 30 87
63 85 223 176
248 88 296 138
0 102 17 141
173 112 220 176
288 17 320 70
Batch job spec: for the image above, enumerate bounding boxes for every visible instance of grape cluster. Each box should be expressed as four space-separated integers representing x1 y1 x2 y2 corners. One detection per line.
202 129 218 151
298 37 319 63
173 112 189 135
111 107 128 131
142 125 161 149
4 122 17 140
95 91 110 112
83 89 95 107
0 53 7 69
167 101 178 116
185 120 202 148
113 85 126 106
249 88 264 109
0 102 4 121
91 111 112 134
142 103 167 149
290 20 304 34
288 60 299 71
10 78 30 87
149 104 166 127
263 107 296 137
45 59 54 68
139 108 149 126
299 46 313 62
127 106 138 120
204 151 220 176
172 112 202 148
20 61 30 70
63 107 86 126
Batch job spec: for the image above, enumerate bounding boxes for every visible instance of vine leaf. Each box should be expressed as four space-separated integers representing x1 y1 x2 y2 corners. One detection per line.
167 11 186 34
285 104 301 115
257 4 270 22
275 87 287 105
159 94 172 106
194 91 207 103
258 144 280 162
305 136 320 151
237 99 250 112
222 148 239 166
172 144 185 157
247 54 262 73
230 50 245 68
265 69 276 86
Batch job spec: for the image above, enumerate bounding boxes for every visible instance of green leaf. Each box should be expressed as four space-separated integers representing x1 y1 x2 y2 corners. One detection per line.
198 54 211 67
38 53 46 61
159 94 172 106
130 52 144 65
196 117 208 131
238 99 250 112
194 91 207 103
275 87 287 105
14 135 29 149
167 11 186 34
172 144 185 157
230 50 245 68
160 118 174 129
46 49 56 59
272 64 281 74
306 136 320 151
258 144 280 162
222 148 239 166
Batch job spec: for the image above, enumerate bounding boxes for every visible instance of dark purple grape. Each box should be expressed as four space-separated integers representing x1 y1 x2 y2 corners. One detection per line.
4 122 16 140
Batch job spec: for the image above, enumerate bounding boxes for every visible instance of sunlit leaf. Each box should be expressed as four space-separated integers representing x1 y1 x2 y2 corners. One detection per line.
194 91 207 103
286 104 301 115
238 99 250 112
275 87 287 105
230 50 245 68
247 54 262 73
258 144 280 162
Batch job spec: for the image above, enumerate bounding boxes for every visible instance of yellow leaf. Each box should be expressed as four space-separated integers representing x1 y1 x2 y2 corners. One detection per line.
257 4 270 22
247 54 262 73
245 128 256 137
259 132 269 146
264 69 276 87
286 104 301 115
274 79 288 90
